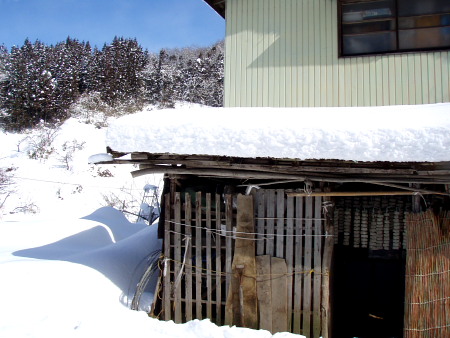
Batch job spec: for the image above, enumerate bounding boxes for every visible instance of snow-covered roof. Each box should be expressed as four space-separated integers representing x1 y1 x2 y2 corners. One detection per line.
106 103 450 163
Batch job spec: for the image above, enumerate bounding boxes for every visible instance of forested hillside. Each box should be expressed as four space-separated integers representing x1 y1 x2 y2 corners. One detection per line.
0 37 224 131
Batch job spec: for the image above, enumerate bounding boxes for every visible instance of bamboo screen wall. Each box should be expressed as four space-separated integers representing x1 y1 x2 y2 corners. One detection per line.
404 210 450 337
160 189 330 338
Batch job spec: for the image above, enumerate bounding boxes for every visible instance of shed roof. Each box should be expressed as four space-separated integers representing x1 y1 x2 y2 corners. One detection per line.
103 104 450 186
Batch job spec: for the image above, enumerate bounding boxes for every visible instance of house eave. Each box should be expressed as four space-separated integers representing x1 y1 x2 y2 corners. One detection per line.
203 0 225 18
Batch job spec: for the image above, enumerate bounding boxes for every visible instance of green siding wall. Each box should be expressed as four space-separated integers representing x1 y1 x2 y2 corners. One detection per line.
224 0 450 107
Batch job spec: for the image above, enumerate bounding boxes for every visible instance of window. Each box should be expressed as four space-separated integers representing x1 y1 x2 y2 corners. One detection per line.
340 0 450 56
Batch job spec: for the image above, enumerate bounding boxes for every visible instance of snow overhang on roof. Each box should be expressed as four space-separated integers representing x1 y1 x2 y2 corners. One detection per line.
203 0 225 18
104 103 450 185
106 103 450 163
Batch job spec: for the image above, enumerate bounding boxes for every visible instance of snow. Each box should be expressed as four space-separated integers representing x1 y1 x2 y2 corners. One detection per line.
106 103 450 162
88 153 114 163
0 107 304 338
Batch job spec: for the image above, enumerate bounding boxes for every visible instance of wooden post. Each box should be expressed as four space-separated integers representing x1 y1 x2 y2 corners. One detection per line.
285 196 295 331
256 189 266 256
215 194 223 325
206 193 212 320
195 191 203 319
185 193 193 322
303 196 313 337
225 194 258 329
266 190 275 256
163 192 172 321
276 189 285 258
293 196 304 334
321 194 334 338
174 193 182 323
313 196 322 337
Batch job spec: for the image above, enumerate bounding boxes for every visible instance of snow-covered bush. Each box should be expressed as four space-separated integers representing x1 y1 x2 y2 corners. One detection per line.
58 139 86 170
25 121 59 160
0 167 14 211
69 92 145 128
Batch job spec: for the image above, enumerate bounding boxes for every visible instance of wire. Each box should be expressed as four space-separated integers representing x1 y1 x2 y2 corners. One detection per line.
166 220 332 239
12 175 152 190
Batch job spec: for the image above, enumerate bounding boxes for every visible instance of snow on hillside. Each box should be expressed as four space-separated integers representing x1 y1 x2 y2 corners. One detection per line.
107 103 450 162
0 105 303 338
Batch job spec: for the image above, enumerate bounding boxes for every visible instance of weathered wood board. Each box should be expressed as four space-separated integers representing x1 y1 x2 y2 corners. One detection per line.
225 194 258 329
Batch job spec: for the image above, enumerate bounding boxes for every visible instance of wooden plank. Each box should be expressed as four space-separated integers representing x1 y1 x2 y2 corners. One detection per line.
271 257 288 333
266 190 275 256
195 191 203 319
285 196 295 331
256 255 272 332
225 194 258 329
321 193 334 338
224 193 234 326
293 196 303 334
174 193 182 323
256 189 266 256
313 196 323 338
206 193 212 320
163 192 172 321
225 194 233 298
276 189 285 258
185 193 193 322
215 194 223 325
303 196 313 337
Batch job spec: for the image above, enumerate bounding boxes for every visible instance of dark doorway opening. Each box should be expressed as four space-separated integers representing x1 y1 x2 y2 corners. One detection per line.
332 246 405 338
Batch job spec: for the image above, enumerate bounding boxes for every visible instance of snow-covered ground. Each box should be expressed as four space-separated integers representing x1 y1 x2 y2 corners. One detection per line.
0 105 302 338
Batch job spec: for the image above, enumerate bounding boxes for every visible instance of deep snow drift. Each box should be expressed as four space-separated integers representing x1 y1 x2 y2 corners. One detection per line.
0 106 304 338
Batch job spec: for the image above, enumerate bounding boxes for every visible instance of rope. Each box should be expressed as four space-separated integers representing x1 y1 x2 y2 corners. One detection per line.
163 256 328 278
166 220 331 240
171 236 190 296
165 229 332 241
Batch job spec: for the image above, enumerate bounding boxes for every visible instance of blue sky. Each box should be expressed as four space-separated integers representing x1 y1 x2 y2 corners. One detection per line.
0 0 225 52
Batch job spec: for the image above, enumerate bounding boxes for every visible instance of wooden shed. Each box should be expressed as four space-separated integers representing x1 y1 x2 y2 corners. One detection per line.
104 106 450 338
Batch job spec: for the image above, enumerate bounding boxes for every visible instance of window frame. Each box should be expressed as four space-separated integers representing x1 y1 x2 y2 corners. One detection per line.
339 0 450 57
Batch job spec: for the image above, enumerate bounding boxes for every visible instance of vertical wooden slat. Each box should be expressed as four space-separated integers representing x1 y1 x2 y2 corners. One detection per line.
256 255 273 332
206 193 212 319
266 190 275 256
215 194 222 325
257 189 266 256
163 192 172 321
293 196 304 334
313 196 323 337
321 194 334 338
276 189 285 258
174 193 182 323
272 257 289 333
225 194 233 296
195 191 203 319
286 196 295 331
303 196 313 337
185 193 193 322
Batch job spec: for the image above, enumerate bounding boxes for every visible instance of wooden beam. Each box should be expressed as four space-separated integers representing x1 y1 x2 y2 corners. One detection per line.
131 167 450 184
287 190 448 197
